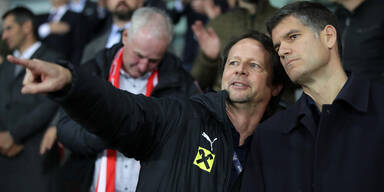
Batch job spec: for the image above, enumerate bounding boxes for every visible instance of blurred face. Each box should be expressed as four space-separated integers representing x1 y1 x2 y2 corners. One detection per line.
50 0 69 7
2 15 26 50
122 29 168 78
106 0 143 20
271 16 329 83
221 38 277 104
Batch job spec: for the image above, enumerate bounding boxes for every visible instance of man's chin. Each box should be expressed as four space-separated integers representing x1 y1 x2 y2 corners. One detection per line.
228 94 250 104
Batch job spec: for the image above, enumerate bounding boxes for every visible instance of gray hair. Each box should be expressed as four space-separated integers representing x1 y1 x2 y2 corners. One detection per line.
128 7 174 43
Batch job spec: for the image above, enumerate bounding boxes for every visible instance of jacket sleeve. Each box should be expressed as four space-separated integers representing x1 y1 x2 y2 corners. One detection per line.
57 109 108 155
52 64 180 161
9 97 58 144
57 53 112 155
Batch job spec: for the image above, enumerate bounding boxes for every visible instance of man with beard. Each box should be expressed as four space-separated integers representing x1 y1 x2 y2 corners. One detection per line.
81 0 143 63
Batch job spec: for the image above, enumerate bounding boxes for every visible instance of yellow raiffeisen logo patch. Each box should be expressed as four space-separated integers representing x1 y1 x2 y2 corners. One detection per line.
193 146 215 172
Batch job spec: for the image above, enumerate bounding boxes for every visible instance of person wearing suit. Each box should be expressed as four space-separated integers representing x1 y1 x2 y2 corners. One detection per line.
36 0 88 65
80 0 144 64
0 7 63 192
69 0 108 37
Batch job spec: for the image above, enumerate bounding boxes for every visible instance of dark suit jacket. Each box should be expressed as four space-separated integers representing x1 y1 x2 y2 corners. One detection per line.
0 44 63 192
80 17 112 64
36 10 89 65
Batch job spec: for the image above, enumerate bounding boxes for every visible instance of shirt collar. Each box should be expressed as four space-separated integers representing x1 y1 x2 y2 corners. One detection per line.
13 41 42 59
111 22 131 33
334 73 369 112
120 68 152 81
69 0 86 13
283 73 370 134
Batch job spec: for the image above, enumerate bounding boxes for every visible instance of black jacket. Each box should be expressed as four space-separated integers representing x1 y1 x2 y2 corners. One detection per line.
57 44 201 191
54 60 239 191
242 75 384 192
36 10 89 65
334 0 384 81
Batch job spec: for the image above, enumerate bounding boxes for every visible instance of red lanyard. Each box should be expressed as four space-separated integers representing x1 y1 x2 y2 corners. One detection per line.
96 48 158 192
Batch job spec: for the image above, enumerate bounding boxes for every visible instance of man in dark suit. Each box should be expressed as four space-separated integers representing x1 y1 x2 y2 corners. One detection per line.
36 0 88 65
0 7 63 192
80 0 144 64
69 0 108 36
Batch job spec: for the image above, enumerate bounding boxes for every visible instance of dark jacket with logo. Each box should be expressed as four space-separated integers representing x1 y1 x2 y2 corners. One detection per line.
241 74 384 192
334 0 384 81
56 44 200 191
53 61 240 191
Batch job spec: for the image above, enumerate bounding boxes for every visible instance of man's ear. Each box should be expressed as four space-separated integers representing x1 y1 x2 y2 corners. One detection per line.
22 20 33 34
272 84 283 97
122 29 129 45
322 25 337 49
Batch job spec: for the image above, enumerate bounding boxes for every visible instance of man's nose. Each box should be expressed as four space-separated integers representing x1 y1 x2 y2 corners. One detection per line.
235 62 248 76
138 58 149 72
278 42 291 57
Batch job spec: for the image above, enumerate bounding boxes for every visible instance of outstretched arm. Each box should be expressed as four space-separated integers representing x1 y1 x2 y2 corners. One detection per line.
7 55 178 161
7 55 72 94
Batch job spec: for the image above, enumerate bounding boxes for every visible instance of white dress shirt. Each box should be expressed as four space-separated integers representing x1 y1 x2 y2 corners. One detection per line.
13 42 42 76
38 5 69 39
105 23 131 49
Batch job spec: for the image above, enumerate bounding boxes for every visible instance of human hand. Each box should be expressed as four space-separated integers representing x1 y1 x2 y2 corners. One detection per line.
49 21 70 35
7 55 72 94
191 0 205 14
40 126 57 155
192 20 221 60
3 144 24 157
203 0 221 19
0 131 14 153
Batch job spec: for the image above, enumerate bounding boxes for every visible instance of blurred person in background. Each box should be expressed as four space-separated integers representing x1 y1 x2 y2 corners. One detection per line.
69 0 108 34
331 0 384 83
167 0 229 71
0 7 63 192
80 0 143 64
191 0 276 91
0 35 11 64
36 0 89 65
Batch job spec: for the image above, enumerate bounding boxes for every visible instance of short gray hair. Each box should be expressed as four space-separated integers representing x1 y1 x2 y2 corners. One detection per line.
128 7 174 43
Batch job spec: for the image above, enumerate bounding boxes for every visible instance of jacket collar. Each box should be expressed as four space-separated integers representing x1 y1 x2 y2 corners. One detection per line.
190 90 228 124
283 74 370 134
